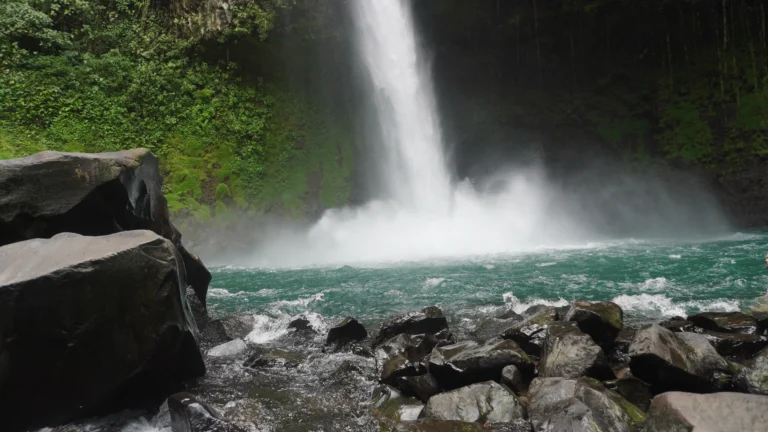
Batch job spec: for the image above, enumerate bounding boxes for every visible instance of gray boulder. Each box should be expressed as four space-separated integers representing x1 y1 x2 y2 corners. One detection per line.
539 321 614 380
629 324 732 394
0 231 205 432
565 301 624 344
168 392 248 432
421 381 525 423
698 329 768 360
375 333 439 384
0 149 210 305
373 306 449 346
735 347 768 395
501 365 527 394
428 338 534 389
528 377 646 432
642 391 768 432
501 307 559 357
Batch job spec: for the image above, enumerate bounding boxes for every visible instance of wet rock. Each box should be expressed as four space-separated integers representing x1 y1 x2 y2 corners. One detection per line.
332 360 364 377
688 311 759 334
371 385 425 425
501 365 527 394
428 337 534 389
0 149 210 306
604 377 653 412
604 328 637 367
628 324 732 394
565 300 624 344
168 392 248 432
497 309 524 321
658 316 696 333
394 420 532 432
207 339 248 358
472 316 524 341
325 317 367 349
642 391 768 431
219 315 258 340
539 322 614 380
397 373 441 402
698 329 768 360
287 317 315 333
373 306 449 346
243 349 306 369
0 231 205 432
421 381 525 423
735 347 768 395
528 377 646 432
501 307 559 357
375 333 439 384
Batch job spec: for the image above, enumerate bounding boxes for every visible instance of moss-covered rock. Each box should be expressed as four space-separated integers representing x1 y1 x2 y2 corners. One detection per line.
565 301 624 344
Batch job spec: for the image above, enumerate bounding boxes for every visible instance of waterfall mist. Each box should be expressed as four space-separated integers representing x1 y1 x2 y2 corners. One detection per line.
227 0 730 268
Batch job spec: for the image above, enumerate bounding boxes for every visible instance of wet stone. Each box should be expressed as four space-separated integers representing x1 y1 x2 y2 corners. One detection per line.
287 317 315 333
565 300 624 344
371 385 425 426
604 377 653 412
421 381 526 423
642 391 768 431
375 333 439 384
698 329 768 360
501 307 559 358
325 317 368 349
688 312 759 335
397 373 441 402
207 339 248 358
658 316 696 333
168 392 249 432
501 364 527 394
373 306 449 346
538 321 614 380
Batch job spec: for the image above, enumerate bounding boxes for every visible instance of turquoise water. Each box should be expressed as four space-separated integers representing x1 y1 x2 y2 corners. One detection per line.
208 231 768 338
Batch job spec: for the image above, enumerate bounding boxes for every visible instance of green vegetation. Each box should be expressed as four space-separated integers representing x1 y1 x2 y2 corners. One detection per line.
0 0 353 223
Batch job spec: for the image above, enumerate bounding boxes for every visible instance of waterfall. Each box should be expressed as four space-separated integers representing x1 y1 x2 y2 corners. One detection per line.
349 0 451 211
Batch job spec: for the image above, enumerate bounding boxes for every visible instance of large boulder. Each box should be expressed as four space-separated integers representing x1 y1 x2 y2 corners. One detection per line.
687 312 759 335
421 381 526 423
428 338 534 389
628 324 732 394
641 391 768 431
0 231 205 431
735 347 768 395
0 149 210 305
501 307 559 357
394 419 531 432
168 392 249 432
375 333 439 384
565 301 623 344
538 321 614 380
397 373 441 402
698 329 768 360
528 377 646 432
373 306 449 346
371 385 425 426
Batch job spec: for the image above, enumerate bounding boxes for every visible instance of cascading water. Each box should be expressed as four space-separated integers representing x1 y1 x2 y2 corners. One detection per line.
242 0 728 267
349 0 451 210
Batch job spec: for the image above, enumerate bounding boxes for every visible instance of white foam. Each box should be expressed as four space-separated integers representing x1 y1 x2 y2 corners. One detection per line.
536 262 557 267
612 293 741 319
245 315 290 344
640 277 669 292
424 277 446 288
669 254 682 259
502 292 569 314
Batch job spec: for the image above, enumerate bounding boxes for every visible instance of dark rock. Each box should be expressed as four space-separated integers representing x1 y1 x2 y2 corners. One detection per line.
497 309 524 321
394 420 532 432
658 316 696 332
501 365 527 394
397 373 441 402
565 300 624 344
371 385 424 425
0 231 205 432
688 311 759 335
472 316 524 341
528 377 646 432
604 377 653 412
698 329 768 360
539 322 614 380
326 317 367 348
168 392 248 432
207 339 248 358
219 315 257 340
0 149 210 306
434 328 457 346
628 324 732 394
428 337 534 389
735 347 768 395
288 317 315 332
375 333 439 384
421 381 525 423
501 307 559 357
373 306 449 346
642 391 768 431
243 349 306 369
604 328 636 367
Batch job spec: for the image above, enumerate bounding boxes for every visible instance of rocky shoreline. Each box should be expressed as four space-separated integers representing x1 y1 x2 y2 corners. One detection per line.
2 149 768 432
